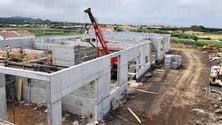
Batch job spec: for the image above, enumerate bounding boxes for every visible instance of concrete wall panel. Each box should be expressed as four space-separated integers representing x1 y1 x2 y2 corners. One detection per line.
0 39 33 49
95 96 111 121
118 65 128 86
48 100 62 125
126 46 140 61
52 47 74 61
50 56 111 103
62 94 94 116
52 60 74 67
22 78 47 104
96 73 110 104
110 83 128 100
0 87 7 120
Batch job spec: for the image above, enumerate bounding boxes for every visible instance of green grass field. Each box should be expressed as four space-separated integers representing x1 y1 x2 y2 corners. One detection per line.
198 34 222 40
171 35 222 49
0 27 81 37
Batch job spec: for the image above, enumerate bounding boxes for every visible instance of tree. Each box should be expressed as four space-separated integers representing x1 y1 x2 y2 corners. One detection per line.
190 25 205 31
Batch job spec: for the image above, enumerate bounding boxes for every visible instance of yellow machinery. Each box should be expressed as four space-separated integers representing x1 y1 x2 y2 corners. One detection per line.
202 45 221 53
209 66 222 86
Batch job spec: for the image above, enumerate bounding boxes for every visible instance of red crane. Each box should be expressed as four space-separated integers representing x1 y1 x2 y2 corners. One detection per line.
84 8 118 78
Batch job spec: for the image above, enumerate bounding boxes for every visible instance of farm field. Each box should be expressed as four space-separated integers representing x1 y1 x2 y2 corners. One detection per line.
198 33 222 40
0 27 80 37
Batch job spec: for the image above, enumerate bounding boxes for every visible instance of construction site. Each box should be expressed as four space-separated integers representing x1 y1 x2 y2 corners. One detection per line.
1 8 222 125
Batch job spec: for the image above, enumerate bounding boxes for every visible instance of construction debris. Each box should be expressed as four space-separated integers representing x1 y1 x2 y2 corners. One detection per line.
111 97 123 110
32 107 38 111
215 109 222 114
72 120 79 125
191 109 207 115
211 89 217 93
136 89 158 95
117 115 128 122
127 108 142 123
0 119 14 125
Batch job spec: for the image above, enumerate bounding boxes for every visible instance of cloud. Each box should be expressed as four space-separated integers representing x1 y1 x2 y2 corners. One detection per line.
0 0 221 28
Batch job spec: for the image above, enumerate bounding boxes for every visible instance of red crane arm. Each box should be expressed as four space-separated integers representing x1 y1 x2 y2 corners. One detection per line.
84 8 110 55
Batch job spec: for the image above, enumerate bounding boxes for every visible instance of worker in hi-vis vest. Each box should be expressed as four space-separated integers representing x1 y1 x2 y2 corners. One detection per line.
5 45 11 59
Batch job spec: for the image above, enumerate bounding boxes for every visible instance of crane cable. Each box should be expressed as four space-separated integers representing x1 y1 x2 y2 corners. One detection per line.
82 13 88 36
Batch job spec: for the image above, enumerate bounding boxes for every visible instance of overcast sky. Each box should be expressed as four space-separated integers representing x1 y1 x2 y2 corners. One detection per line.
0 0 221 28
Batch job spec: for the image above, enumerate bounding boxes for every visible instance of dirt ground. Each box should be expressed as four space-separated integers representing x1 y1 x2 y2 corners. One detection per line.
6 48 222 125
107 48 222 125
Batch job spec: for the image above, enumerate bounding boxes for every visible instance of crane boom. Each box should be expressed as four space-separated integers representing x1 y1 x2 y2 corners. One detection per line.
84 8 118 79
84 8 110 55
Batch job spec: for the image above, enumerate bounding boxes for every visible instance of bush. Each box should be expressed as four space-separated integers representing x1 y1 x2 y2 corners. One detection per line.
114 27 123 32
131 29 169 34
198 37 211 40
171 37 222 48
171 38 203 47
171 33 198 41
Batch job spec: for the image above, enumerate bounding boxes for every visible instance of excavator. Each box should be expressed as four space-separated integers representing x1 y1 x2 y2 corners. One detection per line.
84 8 118 78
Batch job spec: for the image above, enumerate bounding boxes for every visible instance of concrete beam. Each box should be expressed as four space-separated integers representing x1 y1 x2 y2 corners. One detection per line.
0 66 50 81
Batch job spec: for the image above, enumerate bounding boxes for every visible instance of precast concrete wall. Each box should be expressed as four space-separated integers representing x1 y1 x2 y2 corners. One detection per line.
0 41 152 125
163 34 171 52
21 77 95 117
34 43 75 67
21 78 47 105
62 82 95 117
45 41 151 123
103 32 170 63
0 39 33 49
0 66 7 120
151 36 165 62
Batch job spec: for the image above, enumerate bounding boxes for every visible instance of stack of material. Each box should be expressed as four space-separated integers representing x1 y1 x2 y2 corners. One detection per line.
165 54 181 69
23 49 46 61
0 48 47 61
0 48 21 59
165 55 172 69
0 49 6 59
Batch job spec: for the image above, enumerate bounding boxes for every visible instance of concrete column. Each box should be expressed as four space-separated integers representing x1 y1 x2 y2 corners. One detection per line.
140 47 145 66
0 72 7 120
47 83 62 125
136 55 140 79
94 73 110 121
118 54 128 86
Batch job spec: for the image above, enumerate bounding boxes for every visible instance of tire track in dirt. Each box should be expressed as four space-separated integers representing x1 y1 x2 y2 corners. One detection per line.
146 49 205 124
107 48 207 125
167 49 203 107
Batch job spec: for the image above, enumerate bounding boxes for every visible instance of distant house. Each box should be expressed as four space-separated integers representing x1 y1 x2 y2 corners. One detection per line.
0 30 35 40
89 26 114 34
167 30 173 33
0 31 21 40
17 30 35 39
184 30 204 35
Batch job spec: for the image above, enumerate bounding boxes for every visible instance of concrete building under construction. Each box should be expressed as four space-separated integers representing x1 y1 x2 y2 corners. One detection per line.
0 31 170 125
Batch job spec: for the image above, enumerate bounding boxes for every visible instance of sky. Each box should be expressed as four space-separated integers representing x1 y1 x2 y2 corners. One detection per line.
0 0 221 28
